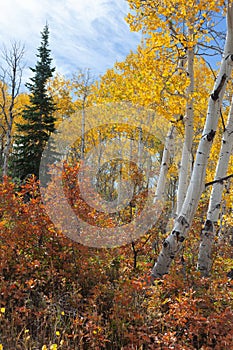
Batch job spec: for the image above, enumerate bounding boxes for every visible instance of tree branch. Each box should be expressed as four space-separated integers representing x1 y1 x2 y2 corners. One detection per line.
205 173 233 187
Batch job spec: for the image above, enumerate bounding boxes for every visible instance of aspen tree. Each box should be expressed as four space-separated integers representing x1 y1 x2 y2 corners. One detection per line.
197 94 233 276
152 3 233 278
176 47 195 215
0 42 24 178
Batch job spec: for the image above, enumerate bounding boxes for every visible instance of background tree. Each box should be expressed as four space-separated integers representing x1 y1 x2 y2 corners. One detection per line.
13 24 56 179
0 42 24 178
47 73 76 124
72 68 94 159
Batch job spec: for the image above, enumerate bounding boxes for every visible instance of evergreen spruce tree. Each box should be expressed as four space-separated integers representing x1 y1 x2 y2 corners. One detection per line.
13 24 56 179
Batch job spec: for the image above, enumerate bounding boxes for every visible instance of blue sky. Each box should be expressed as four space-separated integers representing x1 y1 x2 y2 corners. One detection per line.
0 0 141 80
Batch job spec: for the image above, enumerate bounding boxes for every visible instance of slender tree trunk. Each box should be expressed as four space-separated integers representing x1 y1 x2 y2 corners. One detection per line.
197 94 233 276
2 118 13 176
154 55 188 206
81 100 85 159
138 126 143 169
154 124 175 202
152 3 233 279
176 47 195 214
0 42 24 178
218 198 227 240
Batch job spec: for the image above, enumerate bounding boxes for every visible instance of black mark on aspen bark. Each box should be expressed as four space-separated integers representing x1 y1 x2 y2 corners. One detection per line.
224 54 233 61
207 129 216 141
174 231 184 242
203 219 213 232
177 215 189 228
211 73 227 101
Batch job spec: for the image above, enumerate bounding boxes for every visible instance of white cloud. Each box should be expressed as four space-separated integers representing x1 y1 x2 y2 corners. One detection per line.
0 0 141 81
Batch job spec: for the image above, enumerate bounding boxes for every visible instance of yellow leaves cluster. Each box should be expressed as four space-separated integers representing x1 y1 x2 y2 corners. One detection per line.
93 43 190 124
47 74 75 124
126 0 225 53
0 88 29 139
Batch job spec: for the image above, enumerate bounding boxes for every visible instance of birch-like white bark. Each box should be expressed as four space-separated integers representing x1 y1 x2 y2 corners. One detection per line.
155 55 187 203
218 198 227 239
2 119 13 176
176 48 194 214
81 101 86 159
154 124 175 202
155 55 187 205
197 95 233 276
1 43 24 177
152 3 233 278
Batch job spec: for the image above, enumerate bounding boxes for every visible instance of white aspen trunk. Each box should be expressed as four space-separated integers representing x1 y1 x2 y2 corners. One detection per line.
218 198 226 240
197 95 233 276
81 100 86 159
2 121 12 177
2 100 15 177
152 3 233 279
117 133 123 208
1 43 24 178
176 48 194 214
138 126 143 169
154 125 175 202
155 56 187 205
